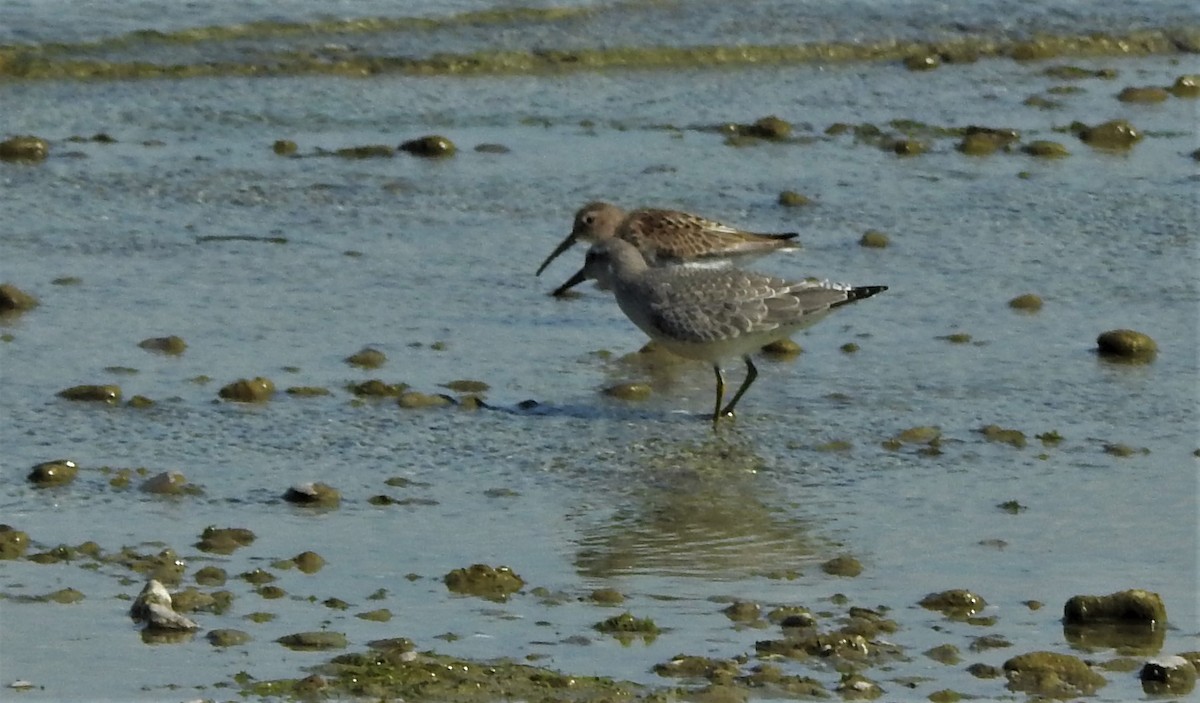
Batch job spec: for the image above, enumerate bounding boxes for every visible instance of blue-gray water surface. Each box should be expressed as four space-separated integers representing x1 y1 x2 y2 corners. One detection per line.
1 2 1198 702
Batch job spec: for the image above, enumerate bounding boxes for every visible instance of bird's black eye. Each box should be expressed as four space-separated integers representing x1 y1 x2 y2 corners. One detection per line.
582 214 596 225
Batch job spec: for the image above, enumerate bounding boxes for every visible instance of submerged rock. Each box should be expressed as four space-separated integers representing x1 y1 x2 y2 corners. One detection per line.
397 391 454 408
1008 293 1043 311
822 555 863 577
277 631 348 651
777 190 811 207
920 589 987 619
140 470 200 496
272 139 298 155
859 230 890 248
284 482 341 507
1116 86 1169 103
196 526 256 554
1078 119 1142 149
602 382 651 401
27 459 79 487
1021 140 1069 158
1168 75 1199 98
208 629 252 647
345 347 386 369
1003 650 1106 697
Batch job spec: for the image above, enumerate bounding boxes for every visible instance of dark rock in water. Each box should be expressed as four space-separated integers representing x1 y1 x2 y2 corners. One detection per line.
57 384 121 403
1021 140 1069 158
1140 656 1197 696
1078 119 1142 149
0 283 39 312
207 629 252 647
919 589 987 619
1168 74 1199 98
277 631 347 651
27 460 78 487
1063 589 1166 626
0 525 30 559
272 139 297 155
138 335 187 355
1116 85 1169 103
284 482 340 507
399 135 457 158
1096 329 1157 361
345 346 387 369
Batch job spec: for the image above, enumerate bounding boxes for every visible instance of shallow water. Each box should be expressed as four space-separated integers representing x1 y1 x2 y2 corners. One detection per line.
2 1 1198 702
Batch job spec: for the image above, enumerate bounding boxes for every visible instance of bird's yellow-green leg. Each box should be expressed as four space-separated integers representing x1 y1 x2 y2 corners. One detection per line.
711 365 727 427
719 356 758 419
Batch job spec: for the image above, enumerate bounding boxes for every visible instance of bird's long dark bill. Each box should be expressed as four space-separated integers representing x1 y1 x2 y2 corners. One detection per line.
551 266 588 297
535 233 578 276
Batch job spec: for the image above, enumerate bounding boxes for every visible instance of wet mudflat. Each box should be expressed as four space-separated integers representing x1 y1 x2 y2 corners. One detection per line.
1 2 1198 701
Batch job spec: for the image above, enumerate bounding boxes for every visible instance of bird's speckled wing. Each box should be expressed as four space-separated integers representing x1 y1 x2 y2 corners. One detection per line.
622 209 797 264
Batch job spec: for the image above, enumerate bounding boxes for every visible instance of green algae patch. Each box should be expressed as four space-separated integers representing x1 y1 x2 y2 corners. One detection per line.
285 385 331 397
57 384 121 403
444 563 524 601
45 587 86 604
859 230 890 248
398 391 455 408
777 190 811 207
595 612 660 642
196 526 256 554
356 608 393 622
589 587 625 605
1096 329 1157 362
884 425 941 450
277 631 348 651
822 555 863 577
400 135 457 158
334 144 394 159
836 672 882 699
441 379 490 393
293 550 325 574
725 115 794 144
977 424 1026 448
653 654 741 680
272 139 297 155
345 346 387 368
218 376 275 402
140 470 201 496
0 135 49 163
1021 140 1070 158
925 643 961 665
194 565 227 586
27 459 79 487
0 283 40 313
721 601 762 622
137 335 187 355
920 589 987 619
264 646 647 702
957 127 1019 155
1003 650 1107 697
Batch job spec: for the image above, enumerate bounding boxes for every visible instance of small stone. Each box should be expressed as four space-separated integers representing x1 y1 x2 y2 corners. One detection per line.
397 391 454 409
444 563 524 601
207 629 252 647
821 555 863 577
195 526 255 554
1168 75 1200 98
1141 656 1198 696
777 190 811 207
589 588 625 605
293 551 325 574
345 347 386 369
272 139 297 155
335 144 394 159
926 644 962 665
1079 119 1142 149
904 53 940 71
602 382 651 401
1003 651 1107 697
140 471 196 496
761 338 802 356
277 631 347 651
284 482 340 507
722 601 761 621
744 115 792 140
440 379 489 393
1022 140 1069 158
1116 86 1169 103
920 589 987 618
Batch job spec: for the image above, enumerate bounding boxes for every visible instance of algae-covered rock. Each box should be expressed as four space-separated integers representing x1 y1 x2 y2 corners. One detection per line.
1022 140 1069 158
777 190 811 207
138 335 187 355
859 230 890 248
957 128 1019 156
1096 329 1157 361
284 482 340 508
1116 86 1169 103
1168 75 1200 98
0 135 49 163
218 377 275 402
444 563 524 601
1140 656 1197 696
822 555 863 577
602 382 651 401
920 589 987 619
595 611 660 635
335 144 394 159
978 424 1026 448
140 470 200 496
761 338 802 356
28 459 78 487
653 654 741 679
1003 650 1107 697
194 565 227 586
736 115 792 141
196 526 256 554
356 608 393 622
836 672 882 699
272 139 297 155
399 135 456 158
345 347 386 369
277 631 347 651
440 379 490 393
293 550 325 574
888 137 926 156
349 379 408 397
1008 293 1043 311
0 525 30 559
925 643 962 665
57 384 121 403
904 52 940 71
1063 589 1166 626
722 601 761 622
589 588 625 605
0 283 39 312
1079 119 1142 149
208 629 252 647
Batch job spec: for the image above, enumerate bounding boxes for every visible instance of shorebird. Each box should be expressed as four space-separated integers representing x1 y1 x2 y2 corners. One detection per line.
537 201 800 295
564 238 886 427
